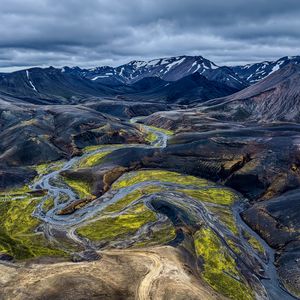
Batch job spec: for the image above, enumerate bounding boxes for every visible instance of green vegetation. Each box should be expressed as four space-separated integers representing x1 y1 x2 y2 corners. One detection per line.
179 187 237 206
243 231 265 255
135 223 176 247
248 237 265 255
284 282 300 299
76 203 157 242
76 151 111 168
104 185 163 213
194 227 253 300
34 160 65 176
145 131 158 143
41 196 55 212
148 125 174 136
82 144 107 153
178 187 239 234
208 206 238 234
63 177 93 198
0 195 65 260
0 185 31 197
227 239 242 255
112 170 212 190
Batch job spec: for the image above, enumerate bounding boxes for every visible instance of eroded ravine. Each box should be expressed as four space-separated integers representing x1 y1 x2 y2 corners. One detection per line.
1 117 297 300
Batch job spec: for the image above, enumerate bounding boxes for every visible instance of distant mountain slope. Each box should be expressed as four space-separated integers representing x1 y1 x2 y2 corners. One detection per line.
4 54 300 107
203 64 300 122
203 66 246 90
0 67 121 104
233 56 300 84
0 62 241 106
121 73 238 105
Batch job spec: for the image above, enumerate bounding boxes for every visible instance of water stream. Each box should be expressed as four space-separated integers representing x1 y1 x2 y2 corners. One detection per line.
27 117 296 300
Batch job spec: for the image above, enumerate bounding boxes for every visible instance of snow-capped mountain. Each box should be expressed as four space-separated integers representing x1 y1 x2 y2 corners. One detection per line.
2 54 299 106
87 56 219 82
66 55 248 90
233 56 300 84
61 55 300 88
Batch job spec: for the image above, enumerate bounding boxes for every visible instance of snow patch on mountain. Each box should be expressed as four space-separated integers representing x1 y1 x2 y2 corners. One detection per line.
26 70 38 92
165 57 186 72
269 64 280 75
92 75 109 80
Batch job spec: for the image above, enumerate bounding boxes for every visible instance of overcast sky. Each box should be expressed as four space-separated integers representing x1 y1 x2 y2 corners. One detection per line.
0 0 300 71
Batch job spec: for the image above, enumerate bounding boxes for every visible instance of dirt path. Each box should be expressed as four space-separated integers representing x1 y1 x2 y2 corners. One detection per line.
136 252 163 300
105 246 221 300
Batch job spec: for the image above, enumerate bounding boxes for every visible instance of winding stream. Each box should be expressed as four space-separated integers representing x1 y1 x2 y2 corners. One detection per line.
27 117 296 300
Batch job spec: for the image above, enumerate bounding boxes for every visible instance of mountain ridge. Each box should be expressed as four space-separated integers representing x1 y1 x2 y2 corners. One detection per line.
3 54 298 89
202 63 300 122
0 54 299 108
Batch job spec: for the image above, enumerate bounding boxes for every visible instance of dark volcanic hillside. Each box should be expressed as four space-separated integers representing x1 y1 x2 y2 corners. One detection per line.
122 73 239 105
201 66 247 90
0 67 118 104
0 64 242 107
0 97 146 189
202 64 300 122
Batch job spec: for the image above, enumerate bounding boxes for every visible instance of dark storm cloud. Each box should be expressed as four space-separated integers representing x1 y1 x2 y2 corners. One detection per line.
0 0 300 71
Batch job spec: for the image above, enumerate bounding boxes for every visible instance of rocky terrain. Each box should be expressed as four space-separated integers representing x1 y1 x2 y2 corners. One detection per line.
202 64 300 122
0 55 300 300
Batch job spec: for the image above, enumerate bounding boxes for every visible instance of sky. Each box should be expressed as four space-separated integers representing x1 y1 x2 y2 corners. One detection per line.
0 0 300 72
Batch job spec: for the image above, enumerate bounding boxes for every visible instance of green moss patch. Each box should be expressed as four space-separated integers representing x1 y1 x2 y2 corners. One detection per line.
208 206 238 234
135 222 176 247
34 160 65 176
41 196 55 212
76 203 157 242
112 170 211 190
0 185 31 197
147 125 174 136
76 151 111 168
227 239 242 255
104 185 164 213
63 177 93 198
0 195 65 260
145 131 158 143
243 231 265 255
194 227 253 300
82 145 107 153
179 188 237 206
178 187 239 234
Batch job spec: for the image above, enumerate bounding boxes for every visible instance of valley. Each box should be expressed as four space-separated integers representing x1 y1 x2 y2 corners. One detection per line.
0 55 300 300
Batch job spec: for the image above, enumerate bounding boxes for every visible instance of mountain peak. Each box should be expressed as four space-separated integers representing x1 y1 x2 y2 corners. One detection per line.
233 55 300 84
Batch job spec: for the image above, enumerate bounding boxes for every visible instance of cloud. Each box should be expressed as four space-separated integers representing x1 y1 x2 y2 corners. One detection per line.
0 0 299 71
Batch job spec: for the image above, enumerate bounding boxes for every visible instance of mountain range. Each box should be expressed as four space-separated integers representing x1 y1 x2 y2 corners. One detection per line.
62 54 300 86
0 54 299 120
